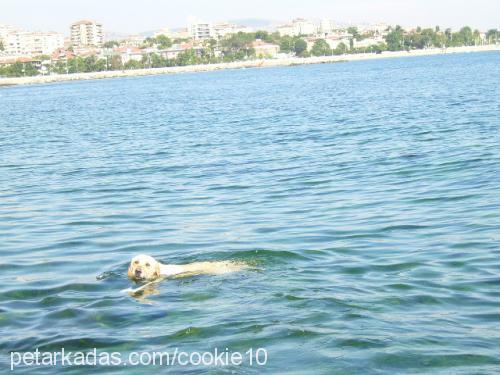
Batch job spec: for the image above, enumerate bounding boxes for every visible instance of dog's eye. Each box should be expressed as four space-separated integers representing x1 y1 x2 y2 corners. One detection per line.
134 261 139 265
145 263 150 267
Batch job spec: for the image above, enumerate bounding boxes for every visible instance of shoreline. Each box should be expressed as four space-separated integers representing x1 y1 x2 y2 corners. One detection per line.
1 45 499 87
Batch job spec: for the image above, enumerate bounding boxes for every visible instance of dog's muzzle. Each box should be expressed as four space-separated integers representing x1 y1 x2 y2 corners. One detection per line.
134 269 142 278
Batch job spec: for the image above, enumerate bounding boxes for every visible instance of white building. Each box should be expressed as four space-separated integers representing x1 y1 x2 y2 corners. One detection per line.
188 17 214 40
1 29 64 56
119 35 145 47
252 39 280 58
319 19 335 35
70 20 104 47
276 24 295 37
213 22 252 38
277 19 317 37
0 24 20 43
113 46 144 65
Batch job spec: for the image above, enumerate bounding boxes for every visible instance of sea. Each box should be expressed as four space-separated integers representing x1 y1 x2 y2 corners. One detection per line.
1 51 499 374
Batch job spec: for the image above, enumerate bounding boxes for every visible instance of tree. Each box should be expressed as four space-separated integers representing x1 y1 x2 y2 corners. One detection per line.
486 29 498 44
52 61 68 74
103 40 119 48
176 49 200 66
334 42 349 55
220 32 255 61
202 38 218 61
445 28 452 46
0 39 4 51
294 39 307 56
385 25 405 51
2 61 39 77
150 53 166 68
156 34 172 49
473 29 481 46
124 60 142 70
311 39 331 56
347 26 362 41
279 36 295 53
255 30 273 42
6 62 25 76
453 26 474 46
110 55 123 70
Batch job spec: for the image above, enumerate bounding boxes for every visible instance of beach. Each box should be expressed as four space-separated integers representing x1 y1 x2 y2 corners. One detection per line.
1 44 499 87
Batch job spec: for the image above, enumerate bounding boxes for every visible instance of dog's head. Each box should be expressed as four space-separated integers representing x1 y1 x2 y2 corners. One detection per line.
128 254 161 281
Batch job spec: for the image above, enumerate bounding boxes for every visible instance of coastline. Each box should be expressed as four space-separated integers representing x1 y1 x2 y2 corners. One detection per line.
1 44 499 87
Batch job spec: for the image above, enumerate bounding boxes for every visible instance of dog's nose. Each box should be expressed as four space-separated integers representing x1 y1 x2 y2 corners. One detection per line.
135 269 142 277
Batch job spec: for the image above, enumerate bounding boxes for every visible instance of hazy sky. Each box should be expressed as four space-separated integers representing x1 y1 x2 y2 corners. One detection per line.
2 0 499 35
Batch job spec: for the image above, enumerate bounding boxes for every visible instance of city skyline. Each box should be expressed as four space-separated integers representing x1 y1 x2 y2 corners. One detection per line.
2 0 500 35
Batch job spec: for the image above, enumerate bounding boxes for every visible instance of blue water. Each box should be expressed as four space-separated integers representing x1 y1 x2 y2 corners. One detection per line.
1 52 500 374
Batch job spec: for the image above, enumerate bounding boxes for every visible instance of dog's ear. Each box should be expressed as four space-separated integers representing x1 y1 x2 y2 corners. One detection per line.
127 264 134 279
154 262 161 278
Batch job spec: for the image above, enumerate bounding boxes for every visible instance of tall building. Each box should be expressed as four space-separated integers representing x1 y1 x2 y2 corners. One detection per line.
320 19 335 34
0 24 20 43
70 20 104 47
187 17 213 40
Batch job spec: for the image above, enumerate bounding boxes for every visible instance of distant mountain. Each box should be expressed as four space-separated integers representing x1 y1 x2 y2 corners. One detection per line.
105 31 129 40
104 30 156 40
105 19 281 41
137 30 157 37
228 18 282 29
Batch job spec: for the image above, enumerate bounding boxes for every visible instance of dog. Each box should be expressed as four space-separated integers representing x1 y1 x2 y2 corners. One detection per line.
128 254 246 282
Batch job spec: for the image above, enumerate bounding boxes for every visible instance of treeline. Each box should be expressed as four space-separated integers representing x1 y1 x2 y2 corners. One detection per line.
384 26 493 51
1 26 499 77
0 61 39 77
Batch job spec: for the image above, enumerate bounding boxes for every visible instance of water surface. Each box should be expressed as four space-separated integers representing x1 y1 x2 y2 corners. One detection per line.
1 52 500 374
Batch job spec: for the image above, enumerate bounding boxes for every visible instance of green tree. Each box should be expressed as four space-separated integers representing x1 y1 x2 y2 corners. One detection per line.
444 28 452 46
220 32 255 60
347 26 362 41
6 62 25 76
156 35 172 49
52 61 68 74
473 29 481 45
255 30 273 42
311 39 331 56
294 38 307 56
3 61 39 77
103 40 119 48
279 36 295 53
124 60 142 70
176 49 200 66
334 42 349 55
110 55 124 70
385 25 405 51
486 29 498 44
202 38 218 62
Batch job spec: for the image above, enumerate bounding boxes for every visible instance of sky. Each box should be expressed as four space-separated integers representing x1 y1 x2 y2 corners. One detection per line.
2 0 499 35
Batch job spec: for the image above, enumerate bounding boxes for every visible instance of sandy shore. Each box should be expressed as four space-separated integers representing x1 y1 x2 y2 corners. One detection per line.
1 44 499 87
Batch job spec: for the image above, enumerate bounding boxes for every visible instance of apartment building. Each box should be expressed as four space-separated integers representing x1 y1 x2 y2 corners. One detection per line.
188 17 214 40
70 20 104 47
1 26 64 56
277 19 318 37
213 22 252 38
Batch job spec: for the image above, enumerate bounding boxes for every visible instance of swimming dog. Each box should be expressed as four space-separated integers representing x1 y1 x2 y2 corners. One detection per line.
127 254 246 281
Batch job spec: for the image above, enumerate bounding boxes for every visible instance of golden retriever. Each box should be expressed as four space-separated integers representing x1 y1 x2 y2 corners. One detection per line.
127 254 246 282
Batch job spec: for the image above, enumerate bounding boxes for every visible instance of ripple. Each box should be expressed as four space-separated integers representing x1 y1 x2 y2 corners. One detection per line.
1 52 500 374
